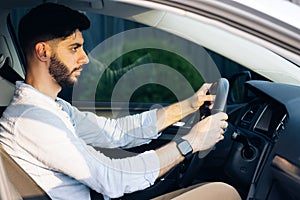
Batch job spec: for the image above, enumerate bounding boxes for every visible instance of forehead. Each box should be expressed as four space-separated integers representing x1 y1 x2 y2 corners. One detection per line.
53 30 84 47
63 30 84 44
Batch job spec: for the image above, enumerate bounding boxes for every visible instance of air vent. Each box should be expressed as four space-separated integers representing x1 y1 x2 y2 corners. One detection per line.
254 105 272 133
273 114 287 141
241 105 261 123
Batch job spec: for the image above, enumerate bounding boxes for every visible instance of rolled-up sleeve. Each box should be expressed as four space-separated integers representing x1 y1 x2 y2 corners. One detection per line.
86 147 160 198
68 103 160 148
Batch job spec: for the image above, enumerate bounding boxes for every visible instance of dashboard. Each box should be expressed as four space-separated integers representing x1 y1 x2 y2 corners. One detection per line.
238 99 287 141
88 80 300 200
227 80 300 199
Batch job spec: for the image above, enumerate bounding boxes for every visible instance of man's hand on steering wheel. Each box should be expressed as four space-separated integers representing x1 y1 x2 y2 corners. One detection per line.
188 78 230 157
189 83 215 111
184 112 228 153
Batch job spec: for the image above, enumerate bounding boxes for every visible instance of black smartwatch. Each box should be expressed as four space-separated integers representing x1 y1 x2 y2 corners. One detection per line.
175 138 193 157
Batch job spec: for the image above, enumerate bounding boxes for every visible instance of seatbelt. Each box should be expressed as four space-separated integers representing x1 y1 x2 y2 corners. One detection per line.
0 144 51 200
0 57 24 84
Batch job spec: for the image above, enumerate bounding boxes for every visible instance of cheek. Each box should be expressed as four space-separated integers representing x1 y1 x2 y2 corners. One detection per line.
55 47 76 62
58 54 77 69
66 56 77 68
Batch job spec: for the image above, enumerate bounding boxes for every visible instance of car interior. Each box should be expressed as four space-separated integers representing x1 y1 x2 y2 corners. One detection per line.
1 1 300 200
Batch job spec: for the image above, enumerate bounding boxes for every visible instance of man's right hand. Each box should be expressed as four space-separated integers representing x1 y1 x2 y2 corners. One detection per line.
156 112 228 178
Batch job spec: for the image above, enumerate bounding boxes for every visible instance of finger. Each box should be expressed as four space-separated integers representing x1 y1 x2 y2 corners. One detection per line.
200 83 212 94
220 128 225 135
203 94 215 102
213 112 228 121
221 121 228 129
218 134 224 141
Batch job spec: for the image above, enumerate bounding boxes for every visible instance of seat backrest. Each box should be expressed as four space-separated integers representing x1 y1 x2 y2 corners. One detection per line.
0 154 22 200
0 144 51 200
0 57 50 199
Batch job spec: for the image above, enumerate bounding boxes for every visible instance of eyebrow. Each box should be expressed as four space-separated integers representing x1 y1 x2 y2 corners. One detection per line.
70 43 83 48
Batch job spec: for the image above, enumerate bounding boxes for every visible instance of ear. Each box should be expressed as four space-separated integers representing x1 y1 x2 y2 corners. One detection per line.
35 42 50 62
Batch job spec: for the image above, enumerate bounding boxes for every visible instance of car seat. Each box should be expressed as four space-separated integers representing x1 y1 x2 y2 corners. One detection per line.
0 56 51 200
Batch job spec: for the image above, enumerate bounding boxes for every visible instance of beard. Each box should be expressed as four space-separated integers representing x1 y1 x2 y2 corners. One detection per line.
49 54 82 87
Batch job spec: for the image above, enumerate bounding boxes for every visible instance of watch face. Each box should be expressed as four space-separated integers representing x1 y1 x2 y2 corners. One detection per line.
178 140 193 156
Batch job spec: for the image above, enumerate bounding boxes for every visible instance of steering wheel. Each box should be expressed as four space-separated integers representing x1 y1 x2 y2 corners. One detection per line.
198 78 229 158
174 78 230 188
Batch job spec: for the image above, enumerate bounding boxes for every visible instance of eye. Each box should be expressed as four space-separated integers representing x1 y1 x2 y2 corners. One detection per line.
71 44 82 52
72 46 79 52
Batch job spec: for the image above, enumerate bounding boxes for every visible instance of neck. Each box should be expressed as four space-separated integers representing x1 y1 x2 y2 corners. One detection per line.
25 61 61 100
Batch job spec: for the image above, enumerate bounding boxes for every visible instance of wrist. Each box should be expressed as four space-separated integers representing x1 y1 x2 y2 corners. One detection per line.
174 137 193 157
182 135 198 154
189 95 200 111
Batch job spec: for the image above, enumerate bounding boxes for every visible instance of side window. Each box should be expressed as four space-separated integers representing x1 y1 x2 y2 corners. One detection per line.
76 48 204 104
9 9 250 105
75 11 249 104
74 13 207 104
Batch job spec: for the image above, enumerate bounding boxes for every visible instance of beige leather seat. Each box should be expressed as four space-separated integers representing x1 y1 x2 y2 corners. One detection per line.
0 144 50 200
0 56 50 199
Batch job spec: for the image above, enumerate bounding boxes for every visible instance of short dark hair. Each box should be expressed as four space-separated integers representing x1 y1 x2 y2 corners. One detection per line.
18 3 90 56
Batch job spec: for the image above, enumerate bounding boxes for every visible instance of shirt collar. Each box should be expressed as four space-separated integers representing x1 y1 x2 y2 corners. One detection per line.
15 81 58 109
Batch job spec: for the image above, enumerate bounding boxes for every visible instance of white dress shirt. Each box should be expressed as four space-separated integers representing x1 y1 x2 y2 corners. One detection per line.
0 81 160 199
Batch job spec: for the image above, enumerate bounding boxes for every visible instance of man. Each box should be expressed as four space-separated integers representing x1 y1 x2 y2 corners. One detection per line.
0 3 240 200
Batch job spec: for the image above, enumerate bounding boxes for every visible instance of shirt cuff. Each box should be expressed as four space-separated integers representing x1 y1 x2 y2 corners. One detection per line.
141 109 160 139
139 150 160 189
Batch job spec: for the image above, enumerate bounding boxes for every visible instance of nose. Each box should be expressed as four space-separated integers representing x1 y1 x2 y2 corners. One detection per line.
79 49 89 65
